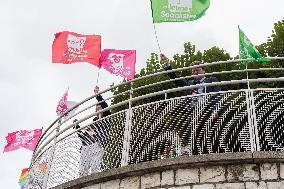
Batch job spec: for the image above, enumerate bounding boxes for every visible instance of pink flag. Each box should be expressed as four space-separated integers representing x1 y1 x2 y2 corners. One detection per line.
52 31 101 66
3 129 43 152
56 90 68 116
100 49 136 80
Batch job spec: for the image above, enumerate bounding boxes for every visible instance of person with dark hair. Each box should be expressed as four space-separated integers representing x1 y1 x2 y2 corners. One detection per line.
75 86 111 176
90 86 111 149
160 54 221 95
93 86 111 121
160 54 222 155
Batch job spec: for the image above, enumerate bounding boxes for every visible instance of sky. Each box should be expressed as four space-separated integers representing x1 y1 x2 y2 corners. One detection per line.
0 0 283 188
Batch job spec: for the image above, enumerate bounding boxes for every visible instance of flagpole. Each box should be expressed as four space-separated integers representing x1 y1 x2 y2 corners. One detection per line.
150 0 162 54
246 64 250 89
153 24 162 53
96 69 101 85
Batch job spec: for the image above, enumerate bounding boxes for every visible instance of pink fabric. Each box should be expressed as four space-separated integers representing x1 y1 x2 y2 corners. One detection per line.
100 49 136 80
52 31 101 66
56 90 68 116
3 129 43 152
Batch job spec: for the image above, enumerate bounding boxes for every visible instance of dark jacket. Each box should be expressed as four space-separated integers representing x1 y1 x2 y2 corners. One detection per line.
90 94 111 148
75 94 111 148
164 64 221 95
74 124 96 146
96 94 111 117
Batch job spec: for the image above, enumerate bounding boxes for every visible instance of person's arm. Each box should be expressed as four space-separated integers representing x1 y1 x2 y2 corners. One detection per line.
208 77 222 119
210 77 221 92
96 94 108 109
96 94 111 116
161 54 187 87
94 86 111 117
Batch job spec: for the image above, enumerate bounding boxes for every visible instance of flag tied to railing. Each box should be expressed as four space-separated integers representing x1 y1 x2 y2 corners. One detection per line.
56 89 79 120
52 31 101 66
3 129 42 152
239 26 270 63
100 49 136 80
151 0 210 23
18 168 29 189
65 101 79 120
56 89 68 116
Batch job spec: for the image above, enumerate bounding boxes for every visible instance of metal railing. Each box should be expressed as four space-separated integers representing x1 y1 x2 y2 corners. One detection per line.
26 58 284 189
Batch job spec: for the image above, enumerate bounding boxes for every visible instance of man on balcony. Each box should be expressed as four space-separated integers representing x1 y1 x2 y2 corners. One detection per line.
160 54 221 95
160 54 221 155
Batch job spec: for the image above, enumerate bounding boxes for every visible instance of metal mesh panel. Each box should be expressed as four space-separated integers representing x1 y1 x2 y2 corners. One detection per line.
26 147 53 189
130 91 251 163
34 111 127 188
99 111 126 170
254 90 284 151
46 134 81 188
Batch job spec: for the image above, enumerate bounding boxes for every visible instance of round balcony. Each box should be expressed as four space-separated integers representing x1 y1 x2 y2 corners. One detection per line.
26 58 284 189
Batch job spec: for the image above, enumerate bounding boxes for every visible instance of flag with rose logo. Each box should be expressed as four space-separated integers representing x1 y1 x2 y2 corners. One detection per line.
56 89 78 120
52 31 101 66
3 129 43 152
99 49 136 80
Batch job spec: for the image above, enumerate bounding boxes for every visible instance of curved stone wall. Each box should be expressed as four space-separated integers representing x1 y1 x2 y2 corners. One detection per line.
52 151 284 189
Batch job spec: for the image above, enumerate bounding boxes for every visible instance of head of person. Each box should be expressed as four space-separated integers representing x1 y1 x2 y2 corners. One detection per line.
73 119 79 129
191 61 205 80
160 54 169 64
94 86 99 94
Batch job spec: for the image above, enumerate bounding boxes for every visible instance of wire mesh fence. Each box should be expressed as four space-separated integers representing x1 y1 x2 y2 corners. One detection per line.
26 59 284 189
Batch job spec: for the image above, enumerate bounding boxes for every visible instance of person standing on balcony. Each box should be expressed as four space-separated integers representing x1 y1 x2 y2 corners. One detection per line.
73 119 103 177
90 86 111 152
74 86 111 177
93 86 111 121
160 54 221 95
160 54 221 155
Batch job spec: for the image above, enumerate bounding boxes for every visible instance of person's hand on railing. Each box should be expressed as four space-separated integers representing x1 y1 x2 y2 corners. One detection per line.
94 86 99 94
211 111 219 120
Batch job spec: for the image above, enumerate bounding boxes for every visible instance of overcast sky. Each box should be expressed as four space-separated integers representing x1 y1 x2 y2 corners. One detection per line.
0 0 283 188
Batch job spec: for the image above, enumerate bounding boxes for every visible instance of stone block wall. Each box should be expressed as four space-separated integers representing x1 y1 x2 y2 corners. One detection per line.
52 152 284 189
82 163 284 189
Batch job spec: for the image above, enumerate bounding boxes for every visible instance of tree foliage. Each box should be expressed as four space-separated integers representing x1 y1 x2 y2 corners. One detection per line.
111 19 284 113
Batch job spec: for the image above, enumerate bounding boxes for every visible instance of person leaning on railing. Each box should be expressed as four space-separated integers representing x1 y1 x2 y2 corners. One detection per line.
160 54 221 95
160 54 221 155
90 86 111 150
93 86 111 121
73 87 111 177
73 119 103 177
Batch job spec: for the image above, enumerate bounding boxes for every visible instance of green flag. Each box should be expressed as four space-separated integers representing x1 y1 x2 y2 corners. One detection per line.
239 26 270 63
151 0 210 23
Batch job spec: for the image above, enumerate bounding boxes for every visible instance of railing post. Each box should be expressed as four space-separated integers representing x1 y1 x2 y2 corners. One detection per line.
42 120 61 189
249 89 260 151
246 89 260 152
121 82 133 166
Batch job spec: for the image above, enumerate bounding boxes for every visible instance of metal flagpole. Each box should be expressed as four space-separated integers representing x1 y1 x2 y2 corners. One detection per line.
150 0 162 54
96 69 101 85
153 24 162 54
245 63 260 152
121 81 133 166
246 64 250 89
